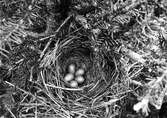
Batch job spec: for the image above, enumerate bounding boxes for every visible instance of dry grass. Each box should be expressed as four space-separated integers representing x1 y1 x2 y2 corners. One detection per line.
0 0 167 118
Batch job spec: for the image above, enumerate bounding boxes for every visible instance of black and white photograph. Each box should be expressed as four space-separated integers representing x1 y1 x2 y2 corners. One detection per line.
0 0 167 118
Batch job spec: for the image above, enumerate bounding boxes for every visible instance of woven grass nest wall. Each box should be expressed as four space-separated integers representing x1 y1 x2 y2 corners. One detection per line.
40 34 120 117
1 0 167 118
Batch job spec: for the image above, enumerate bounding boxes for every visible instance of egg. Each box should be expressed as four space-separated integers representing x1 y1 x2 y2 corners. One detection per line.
68 64 75 73
75 76 85 83
70 80 78 88
75 68 84 76
64 73 74 82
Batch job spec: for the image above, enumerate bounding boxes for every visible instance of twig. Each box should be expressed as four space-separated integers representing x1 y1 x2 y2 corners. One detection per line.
40 15 73 59
5 105 16 118
46 84 83 91
35 95 38 118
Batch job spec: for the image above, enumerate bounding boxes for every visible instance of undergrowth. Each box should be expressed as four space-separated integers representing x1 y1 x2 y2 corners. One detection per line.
0 0 167 118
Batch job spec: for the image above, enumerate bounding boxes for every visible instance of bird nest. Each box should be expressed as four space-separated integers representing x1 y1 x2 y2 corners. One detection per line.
40 34 121 117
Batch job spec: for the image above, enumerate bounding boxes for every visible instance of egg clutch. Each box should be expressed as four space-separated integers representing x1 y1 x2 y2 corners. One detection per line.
64 63 85 88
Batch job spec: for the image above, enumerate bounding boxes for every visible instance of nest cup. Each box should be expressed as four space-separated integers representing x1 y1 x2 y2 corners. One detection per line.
44 36 117 116
59 38 93 88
